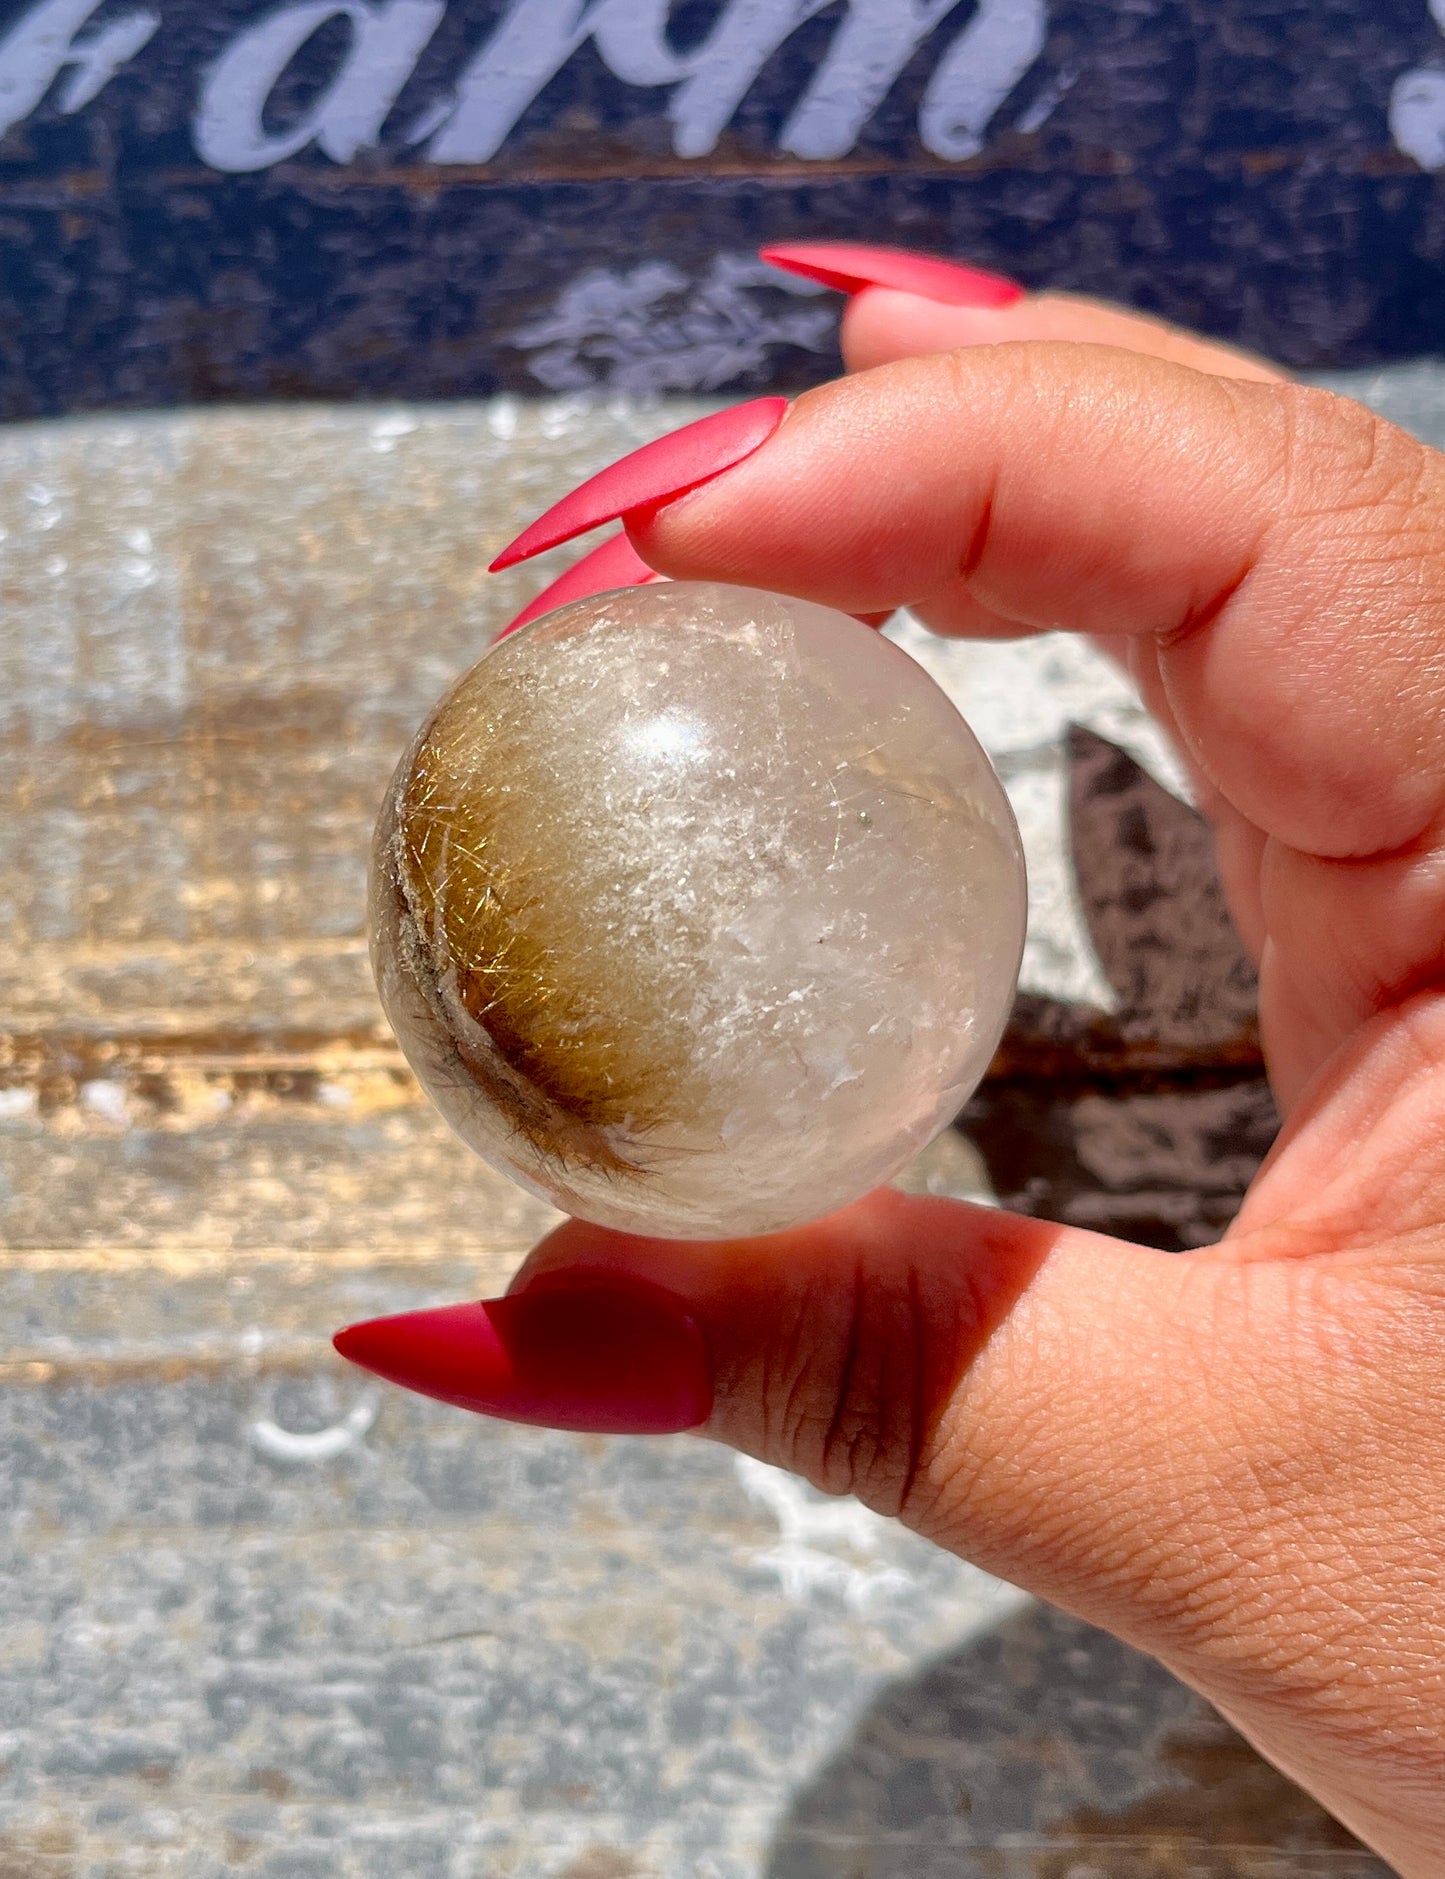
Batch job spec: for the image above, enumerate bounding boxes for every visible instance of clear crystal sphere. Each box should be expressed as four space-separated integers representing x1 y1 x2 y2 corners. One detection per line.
370 582 1025 1238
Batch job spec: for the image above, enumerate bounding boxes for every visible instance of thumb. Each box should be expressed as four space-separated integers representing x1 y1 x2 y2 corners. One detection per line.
336 1171 1445 1868
336 1183 1225 1636
501 1189 1271 1653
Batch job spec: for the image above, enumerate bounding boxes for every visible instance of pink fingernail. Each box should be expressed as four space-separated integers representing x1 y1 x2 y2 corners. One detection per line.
761 240 1023 309
333 1275 712 1436
496 529 665 639
489 398 787 573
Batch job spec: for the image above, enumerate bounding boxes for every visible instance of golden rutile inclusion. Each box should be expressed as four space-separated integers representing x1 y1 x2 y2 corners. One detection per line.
382 684 687 1179
371 581 1025 1239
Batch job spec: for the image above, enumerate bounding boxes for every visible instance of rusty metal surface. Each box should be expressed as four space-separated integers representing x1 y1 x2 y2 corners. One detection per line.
0 386 1404 1873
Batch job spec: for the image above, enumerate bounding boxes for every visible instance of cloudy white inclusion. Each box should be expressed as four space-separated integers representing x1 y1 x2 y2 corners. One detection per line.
626 710 708 765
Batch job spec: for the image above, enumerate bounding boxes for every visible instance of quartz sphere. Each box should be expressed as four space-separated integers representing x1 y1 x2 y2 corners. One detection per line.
370 581 1025 1239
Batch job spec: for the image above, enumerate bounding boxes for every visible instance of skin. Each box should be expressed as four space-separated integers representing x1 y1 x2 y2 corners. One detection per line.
511 287 1445 1872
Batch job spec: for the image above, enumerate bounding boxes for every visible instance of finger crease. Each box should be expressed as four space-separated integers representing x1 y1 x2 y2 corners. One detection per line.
818 1258 867 1487
958 496 994 586
898 1263 929 1518
1160 561 1254 651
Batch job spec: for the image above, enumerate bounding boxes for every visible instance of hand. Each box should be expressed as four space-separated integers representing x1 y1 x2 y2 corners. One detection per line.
352 278 1445 1871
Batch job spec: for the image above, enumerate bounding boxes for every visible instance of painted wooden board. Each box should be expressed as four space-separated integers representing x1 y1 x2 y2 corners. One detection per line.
0 383 1405 1872
0 1373 1389 1877
5 0 1445 421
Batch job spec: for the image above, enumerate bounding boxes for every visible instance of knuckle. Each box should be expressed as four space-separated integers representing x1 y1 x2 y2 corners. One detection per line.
764 1258 937 1520
1272 383 1443 535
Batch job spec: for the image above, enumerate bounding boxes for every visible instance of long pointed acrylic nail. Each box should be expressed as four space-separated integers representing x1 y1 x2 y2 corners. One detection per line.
496 529 665 640
489 397 787 572
333 1276 712 1435
761 240 1023 309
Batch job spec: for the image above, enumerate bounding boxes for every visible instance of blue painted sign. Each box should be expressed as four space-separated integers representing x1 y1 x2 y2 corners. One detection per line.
2 0 1445 416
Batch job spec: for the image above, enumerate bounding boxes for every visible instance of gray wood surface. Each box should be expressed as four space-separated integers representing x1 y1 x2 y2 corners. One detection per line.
0 392 1396 1874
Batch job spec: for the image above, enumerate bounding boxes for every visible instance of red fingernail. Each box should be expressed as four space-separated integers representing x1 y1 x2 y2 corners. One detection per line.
332 1276 712 1435
496 529 665 640
761 241 1023 310
489 397 787 572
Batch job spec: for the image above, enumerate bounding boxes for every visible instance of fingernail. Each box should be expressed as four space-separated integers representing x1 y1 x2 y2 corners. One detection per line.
496 529 665 640
332 1276 712 1435
489 397 787 572
761 240 1023 310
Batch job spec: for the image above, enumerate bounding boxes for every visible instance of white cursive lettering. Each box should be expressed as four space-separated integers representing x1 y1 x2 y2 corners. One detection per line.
424 0 1048 165
1390 0 1445 171
0 0 158 138
194 0 444 171
424 0 654 164
920 0 1046 159
779 0 961 160
661 0 833 162
2 0 1052 173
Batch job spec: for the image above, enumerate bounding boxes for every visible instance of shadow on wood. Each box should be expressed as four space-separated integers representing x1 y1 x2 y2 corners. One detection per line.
964 726 1279 1250
765 1601 1386 1879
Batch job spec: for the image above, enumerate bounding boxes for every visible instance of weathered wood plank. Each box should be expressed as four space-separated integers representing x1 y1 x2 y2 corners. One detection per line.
0 1361 1387 1878
0 401 685 1038
5 0 1445 416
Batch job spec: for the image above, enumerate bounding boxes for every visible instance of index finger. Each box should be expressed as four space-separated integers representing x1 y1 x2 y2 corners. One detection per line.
842 285 1287 384
629 344 1445 864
